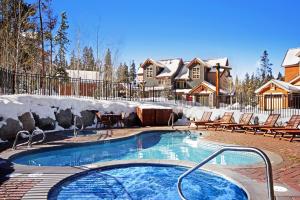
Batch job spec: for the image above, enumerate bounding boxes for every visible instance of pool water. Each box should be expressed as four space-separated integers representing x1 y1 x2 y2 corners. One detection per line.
48 165 248 200
11 131 261 166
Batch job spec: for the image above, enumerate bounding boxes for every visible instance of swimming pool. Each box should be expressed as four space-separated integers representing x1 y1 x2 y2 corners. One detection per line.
48 165 248 200
11 131 261 166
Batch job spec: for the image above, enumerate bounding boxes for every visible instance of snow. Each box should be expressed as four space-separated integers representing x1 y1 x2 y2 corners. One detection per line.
156 59 182 78
282 48 300 67
66 70 100 81
0 94 288 129
175 62 190 80
0 95 140 121
255 79 300 93
204 57 229 67
137 67 143 75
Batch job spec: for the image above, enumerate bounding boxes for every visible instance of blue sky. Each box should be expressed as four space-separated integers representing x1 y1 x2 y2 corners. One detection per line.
50 0 300 78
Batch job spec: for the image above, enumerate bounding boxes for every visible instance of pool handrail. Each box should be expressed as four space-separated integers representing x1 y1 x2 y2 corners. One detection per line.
12 129 46 150
177 146 275 200
73 115 84 137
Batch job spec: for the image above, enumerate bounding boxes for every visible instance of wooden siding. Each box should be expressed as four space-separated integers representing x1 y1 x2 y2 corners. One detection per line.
136 106 172 126
284 65 300 82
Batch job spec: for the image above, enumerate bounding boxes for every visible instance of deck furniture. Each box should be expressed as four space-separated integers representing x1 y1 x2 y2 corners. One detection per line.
205 112 234 130
221 113 253 132
192 111 212 129
96 112 122 128
261 115 300 138
242 114 280 135
276 129 300 142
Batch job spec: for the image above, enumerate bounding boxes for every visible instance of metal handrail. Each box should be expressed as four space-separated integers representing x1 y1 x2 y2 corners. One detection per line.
29 130 46 147
74 115 84 137
12 130 30 150
12 129 46 150
168 112 174 129
177 146 275 200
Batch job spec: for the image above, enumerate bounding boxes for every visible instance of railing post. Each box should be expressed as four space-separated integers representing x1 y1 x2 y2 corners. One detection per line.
152 86 154 102
129 83 132 101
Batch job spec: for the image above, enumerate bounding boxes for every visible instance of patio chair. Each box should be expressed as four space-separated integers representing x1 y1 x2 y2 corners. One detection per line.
276 129 300 142
192 111 212 129
260 115 300 138
205 112 234 131
242 114 280 135
221 113 253 132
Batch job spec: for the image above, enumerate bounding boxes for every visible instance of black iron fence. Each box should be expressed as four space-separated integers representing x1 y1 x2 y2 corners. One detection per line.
1 67 300 117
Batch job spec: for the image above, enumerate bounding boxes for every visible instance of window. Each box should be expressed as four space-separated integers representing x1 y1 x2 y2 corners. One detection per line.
146 66 153 78
192 66 200 79
176 81 187 89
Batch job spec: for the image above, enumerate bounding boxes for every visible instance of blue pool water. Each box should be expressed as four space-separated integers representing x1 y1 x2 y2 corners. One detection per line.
48 165 248 200
11 131 261 166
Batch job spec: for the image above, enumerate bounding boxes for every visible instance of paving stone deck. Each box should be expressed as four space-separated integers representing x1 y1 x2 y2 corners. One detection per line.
0 126 299 199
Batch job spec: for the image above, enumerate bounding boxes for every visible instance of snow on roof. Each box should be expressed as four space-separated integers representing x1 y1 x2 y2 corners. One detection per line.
174 89 191 94
204 57 229 67
67 70 100 80
201 81 227 94
175 61 190 80
137 67 143 75
255 79 300 93
282 48 300 67
156 58 182 78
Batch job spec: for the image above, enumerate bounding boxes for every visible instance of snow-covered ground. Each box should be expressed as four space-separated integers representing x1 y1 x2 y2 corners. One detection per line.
0 94 288 128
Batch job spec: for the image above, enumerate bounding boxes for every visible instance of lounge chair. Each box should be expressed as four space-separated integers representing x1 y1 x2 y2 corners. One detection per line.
221 113 253 132
242 114 280 135
205 112 234 130
261 115 300 138
276 129 300 142
192 111 212 129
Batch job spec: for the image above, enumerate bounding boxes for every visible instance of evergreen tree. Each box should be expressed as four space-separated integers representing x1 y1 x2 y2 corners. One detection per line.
82 46 95 71
277 72 283 81
129 60 136 83
259 50 273 85
116 63 123 82
103 48 113 82
54 11 69 69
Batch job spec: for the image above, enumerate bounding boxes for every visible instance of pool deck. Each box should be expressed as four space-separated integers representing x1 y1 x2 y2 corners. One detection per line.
0 126 299 200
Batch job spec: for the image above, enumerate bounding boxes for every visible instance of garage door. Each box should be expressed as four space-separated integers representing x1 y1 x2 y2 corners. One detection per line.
264 95 283 110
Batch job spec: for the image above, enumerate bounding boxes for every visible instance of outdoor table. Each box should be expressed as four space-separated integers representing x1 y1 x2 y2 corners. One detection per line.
101 114 122 128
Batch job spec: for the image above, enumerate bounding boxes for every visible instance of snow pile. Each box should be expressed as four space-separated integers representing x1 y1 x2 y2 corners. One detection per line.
0 95 143 121
0 94 284 127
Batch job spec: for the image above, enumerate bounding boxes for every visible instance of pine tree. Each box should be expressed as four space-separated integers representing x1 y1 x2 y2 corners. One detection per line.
103 48 113 82
277 72 283 81
259 50 273 85
129 60 136 83
54 11 69 69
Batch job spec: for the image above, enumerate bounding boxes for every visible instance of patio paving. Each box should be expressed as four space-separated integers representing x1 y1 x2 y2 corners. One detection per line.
0 126 299 199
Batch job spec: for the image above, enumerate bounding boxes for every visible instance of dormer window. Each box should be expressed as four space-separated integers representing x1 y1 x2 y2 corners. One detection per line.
192 66 200 79
146 66 153 78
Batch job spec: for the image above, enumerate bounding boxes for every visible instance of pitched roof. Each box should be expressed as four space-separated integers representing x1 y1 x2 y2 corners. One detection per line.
282 48 300 67
156 58 182 78
255 79 300 93
137 67 143 75
289 75 300 84
175 61 190 80
66 69 100 80
189 81 227 94
204 57 229 67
